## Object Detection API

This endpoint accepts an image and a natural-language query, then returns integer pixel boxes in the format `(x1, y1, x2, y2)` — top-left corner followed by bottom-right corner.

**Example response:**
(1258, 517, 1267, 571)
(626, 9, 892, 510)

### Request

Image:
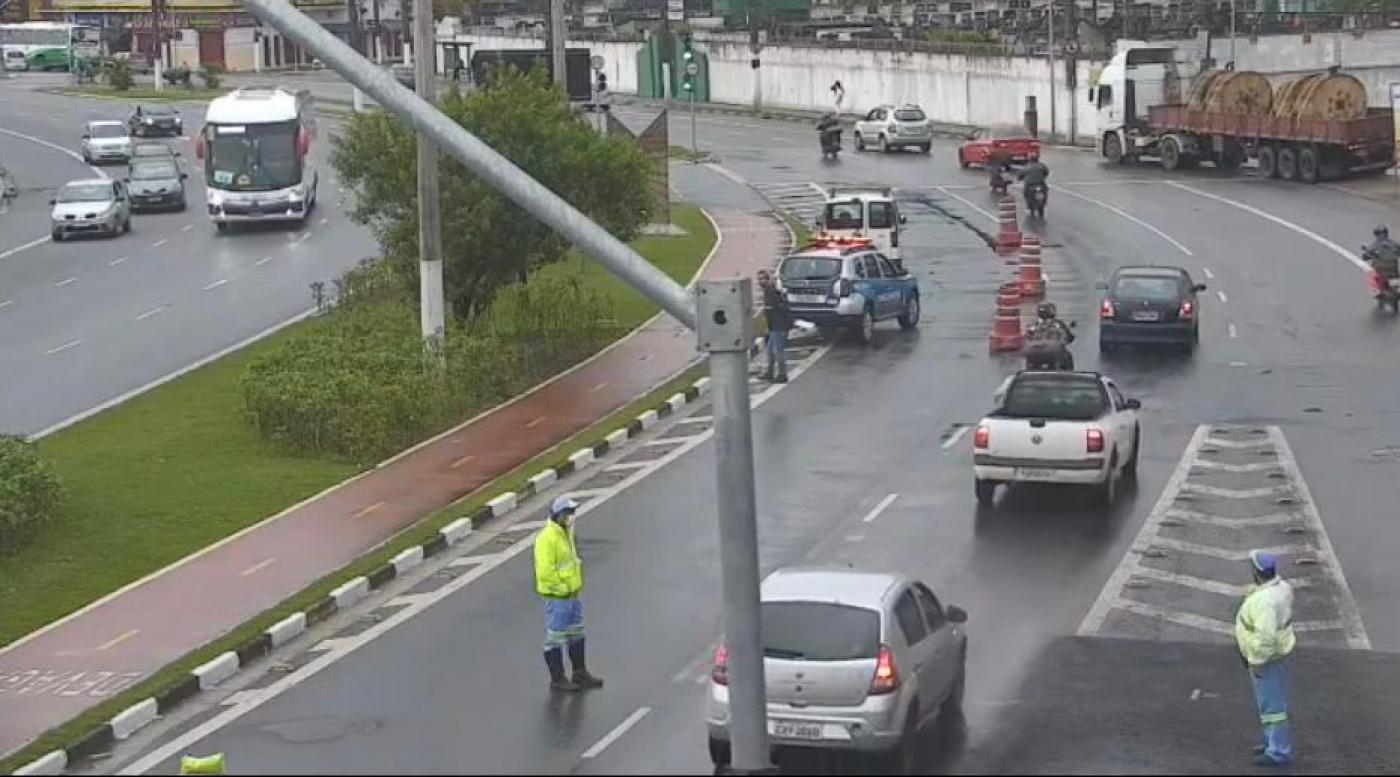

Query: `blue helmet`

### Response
(550, 496, 580, 519)
(1249, 549, 1277, 576)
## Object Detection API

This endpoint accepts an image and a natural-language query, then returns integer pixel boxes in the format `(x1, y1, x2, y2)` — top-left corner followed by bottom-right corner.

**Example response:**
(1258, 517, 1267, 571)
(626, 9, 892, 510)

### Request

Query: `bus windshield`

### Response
(205, 121, 300, 192)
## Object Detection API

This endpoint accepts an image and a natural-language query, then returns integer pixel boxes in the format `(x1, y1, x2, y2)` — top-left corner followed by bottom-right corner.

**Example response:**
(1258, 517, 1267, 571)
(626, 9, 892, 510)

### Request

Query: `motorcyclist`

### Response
(816, 113, 841, 151)
(988, 153, 1011, 192)
(1025, 301, 1075, 369)
(1026, 301, 1074, 344)
(1365, 225, 1400, 279)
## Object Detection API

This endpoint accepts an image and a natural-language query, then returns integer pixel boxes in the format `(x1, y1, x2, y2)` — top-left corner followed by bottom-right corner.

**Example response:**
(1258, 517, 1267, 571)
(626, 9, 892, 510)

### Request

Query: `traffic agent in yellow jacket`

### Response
(534, 496, 603, 692)
(1234, 550, 1295, 767)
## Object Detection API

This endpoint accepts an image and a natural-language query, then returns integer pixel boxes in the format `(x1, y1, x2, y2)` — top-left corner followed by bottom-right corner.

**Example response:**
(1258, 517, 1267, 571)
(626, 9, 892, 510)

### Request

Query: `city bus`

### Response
(0, 22, 101, 71)
(195, 87, 320, 232)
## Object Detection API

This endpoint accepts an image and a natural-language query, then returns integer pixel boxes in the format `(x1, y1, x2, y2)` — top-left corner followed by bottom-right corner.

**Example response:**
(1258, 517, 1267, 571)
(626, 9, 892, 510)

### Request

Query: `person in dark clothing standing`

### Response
(757, 270, 791, 383)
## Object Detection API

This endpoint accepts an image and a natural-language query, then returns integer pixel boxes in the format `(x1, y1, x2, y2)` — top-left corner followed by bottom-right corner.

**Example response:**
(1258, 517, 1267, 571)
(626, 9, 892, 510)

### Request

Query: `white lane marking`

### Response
(860, 493, 900, 524)
(253, 255, 273, 267)
(1166, 181, 1368, 272)
(238, 557, 277, 578)
(0, 126, 107, 178)
(110, 256, 129, 266)
(0, 299, 13, 310)
(1165, 508, 1299, 529)
(942, 424, 972, 450)
(580, 706, 652, 760)
(0, 235, 51, 262)
(1180, 482, 1288, 499)
(1150, 536, 1306, 562)
(1202, 267, 1215, 280)
(1053, 185, 1194, 256)
(1190, 458, 1275, 473)
(1203, 435, 1272, 449)
(151, 239, 168, 248)
(135, 306, 166, 321)
(1270, 428, 1370, 649)
(119, 345, 833, 775)
(1131, 567, 1257, 598)
(46, 339, 84, 355)
(1110, 600, 1233, 635)
(935, 186, 998, 223)
(319, 217, 329, 225)
(53, 277, 77, 287)
(181, 224, 193, 232)
(291, 231, 311, 245)
(202, 278, 228, 291)
(1216, 290, 1229, 303)
(1228, 323, 1238, 339)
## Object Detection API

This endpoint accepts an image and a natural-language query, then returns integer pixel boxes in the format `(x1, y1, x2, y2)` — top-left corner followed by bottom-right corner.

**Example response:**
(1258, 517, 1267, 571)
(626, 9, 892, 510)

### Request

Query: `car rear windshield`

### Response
(89, 124, 126, 139)
(781, 255, 841, 281)
(1113, 275, 1182, 301)
(761, 601, 880, 661)
(894, 108, 926, 122)
(144, 105, 176, 116)
(131, 162, 177, 180)
(823, 200, 863, 230)
(59, 183, 112, 202)
(1000, 375, 1108, 420)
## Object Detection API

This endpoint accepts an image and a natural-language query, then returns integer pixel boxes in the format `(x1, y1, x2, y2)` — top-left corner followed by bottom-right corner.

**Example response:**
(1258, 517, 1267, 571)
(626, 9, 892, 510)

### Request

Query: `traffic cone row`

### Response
(995, 196, 1021, 256)
(988, 281, 1026, 352)
(1018, 235, 1046, 300)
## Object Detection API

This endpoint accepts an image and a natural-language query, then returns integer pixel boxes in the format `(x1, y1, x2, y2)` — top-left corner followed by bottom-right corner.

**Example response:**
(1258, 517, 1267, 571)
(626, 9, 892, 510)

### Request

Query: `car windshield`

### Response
(143, 106, 176, 116)
(988, 126, 1031, 140)
(205, 121, 300, 192)
(89, 124, 126, 139)
(761, 601, 880, 661)
(894, 108, 926, 122)
(58, 183, 113, 203)
(1113, 275, 1182, 301)
(131, 162, 177, 181)
(823, 200, 863, 230)
(1000, 376, 1108, 420)
(780, 255, 841, 281)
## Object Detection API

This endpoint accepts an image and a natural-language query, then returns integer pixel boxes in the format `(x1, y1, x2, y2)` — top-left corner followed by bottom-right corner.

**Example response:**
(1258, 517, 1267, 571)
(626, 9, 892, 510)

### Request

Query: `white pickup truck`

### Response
(972, 371, 1142, 507)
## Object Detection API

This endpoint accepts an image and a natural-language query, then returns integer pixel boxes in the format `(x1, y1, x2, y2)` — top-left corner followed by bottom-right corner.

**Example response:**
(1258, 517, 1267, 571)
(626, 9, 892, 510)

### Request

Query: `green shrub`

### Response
(198, 63, 221, 90)
(0, 436, 64, 551)
(106, 60, 134, 91)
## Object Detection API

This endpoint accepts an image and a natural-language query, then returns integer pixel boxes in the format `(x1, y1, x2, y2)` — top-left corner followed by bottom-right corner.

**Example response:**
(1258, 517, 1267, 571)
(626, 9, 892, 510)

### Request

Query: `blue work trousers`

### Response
(1251, 659, 1293, 764)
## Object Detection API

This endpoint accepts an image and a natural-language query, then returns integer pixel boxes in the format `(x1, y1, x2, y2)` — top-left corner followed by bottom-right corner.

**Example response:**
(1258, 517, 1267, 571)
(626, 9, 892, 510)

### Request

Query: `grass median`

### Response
(0, 204, 714, 651)
(50, 86, 228, 102)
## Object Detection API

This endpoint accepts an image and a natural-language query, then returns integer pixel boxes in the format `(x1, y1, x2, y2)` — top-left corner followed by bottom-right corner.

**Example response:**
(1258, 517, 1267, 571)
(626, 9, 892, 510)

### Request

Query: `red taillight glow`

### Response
(1179, 299, 1195, 319)
(1100, 299, 1115, 319)
(837, 278, 854, 298)
(973, 425, 990, 449)
(711, 642, 729, 686)
(1086, 429, 1105, 453)
(869, 645, 899, 695)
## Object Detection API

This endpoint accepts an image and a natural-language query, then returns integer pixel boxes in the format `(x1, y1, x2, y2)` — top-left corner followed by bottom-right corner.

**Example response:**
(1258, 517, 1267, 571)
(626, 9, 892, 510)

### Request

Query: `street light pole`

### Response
(1229, 0, 1237, 67)
(1048, 0, 1057, 140)
(413, 0, 445, 363)
(549, 0, 566, 88)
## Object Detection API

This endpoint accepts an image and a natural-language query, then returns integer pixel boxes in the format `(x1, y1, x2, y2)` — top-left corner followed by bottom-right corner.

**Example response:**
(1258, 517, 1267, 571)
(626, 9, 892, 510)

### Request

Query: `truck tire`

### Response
(1160, 136, 1182, 171)
(1257, 145, 1278, 179)
(1277, 146, 1299, 181)
(1103, 133, 1126, 165)
(1297, 145, 1320, 184)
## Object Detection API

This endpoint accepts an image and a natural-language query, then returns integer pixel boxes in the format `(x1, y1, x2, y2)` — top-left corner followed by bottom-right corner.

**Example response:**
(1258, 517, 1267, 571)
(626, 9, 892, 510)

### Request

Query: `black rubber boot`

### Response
(545, 648, 578, 692)
(568, 640, 604, 689)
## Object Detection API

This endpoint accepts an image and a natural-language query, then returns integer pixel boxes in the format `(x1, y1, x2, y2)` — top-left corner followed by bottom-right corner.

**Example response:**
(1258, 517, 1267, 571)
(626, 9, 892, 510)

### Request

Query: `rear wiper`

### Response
(763, 648, 806, 659)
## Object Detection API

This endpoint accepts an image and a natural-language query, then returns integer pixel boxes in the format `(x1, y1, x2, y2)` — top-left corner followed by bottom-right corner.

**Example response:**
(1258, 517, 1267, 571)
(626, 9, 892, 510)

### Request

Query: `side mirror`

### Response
(946, 605, 968, 624)
(1193, 283, 1208, 292)
(1087, 86, 1096, 104)
(1125, 398, 1142, 410)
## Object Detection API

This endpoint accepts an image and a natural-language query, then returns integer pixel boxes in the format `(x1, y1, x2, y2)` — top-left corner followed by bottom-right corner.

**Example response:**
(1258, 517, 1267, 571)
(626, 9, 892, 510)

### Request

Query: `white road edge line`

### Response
(860, 493, 900, 523)
(1053, 184, 1194, 256)
(580, 707, 652, 760)
(1166, 181, 1367, 272)
(935, 186, 997, 223)
(0, 235, 51, 262)
(118, 343, 832, 775)
(941, 424, 972, 450)
(0, 126, 107, 179)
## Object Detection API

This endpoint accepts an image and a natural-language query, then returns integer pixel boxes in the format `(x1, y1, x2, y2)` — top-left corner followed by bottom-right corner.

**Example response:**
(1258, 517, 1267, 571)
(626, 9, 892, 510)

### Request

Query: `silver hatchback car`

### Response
(50, 178, 132, 241)
(707, 568, 967, 773)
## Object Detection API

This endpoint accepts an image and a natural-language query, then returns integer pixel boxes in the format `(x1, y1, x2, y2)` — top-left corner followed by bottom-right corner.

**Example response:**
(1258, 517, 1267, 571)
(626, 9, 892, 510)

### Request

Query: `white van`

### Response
(3, 48, 29, 71)
(816, 186, 907, 263)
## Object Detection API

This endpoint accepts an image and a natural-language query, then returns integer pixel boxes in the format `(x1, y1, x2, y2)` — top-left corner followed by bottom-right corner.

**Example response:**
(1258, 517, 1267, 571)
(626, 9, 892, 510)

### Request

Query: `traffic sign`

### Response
(590, 55, 605, 72)
(686, 61, 698, 76)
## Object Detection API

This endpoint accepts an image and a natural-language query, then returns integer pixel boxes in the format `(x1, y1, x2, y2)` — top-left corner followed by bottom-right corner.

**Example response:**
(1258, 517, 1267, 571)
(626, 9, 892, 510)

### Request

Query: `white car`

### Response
(854, 104, 934, 154)
(50, 178, 132, 241)
(80, 120, 133, 165)
(3, 49, 29, 71)
(972, 370, 1141, 506)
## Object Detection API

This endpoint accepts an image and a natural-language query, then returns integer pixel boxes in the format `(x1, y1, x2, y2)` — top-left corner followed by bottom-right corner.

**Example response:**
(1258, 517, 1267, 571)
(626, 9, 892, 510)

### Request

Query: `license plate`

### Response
(770, 720, 823, 740)
(1131, 310, 1161, 322)
(788, 294, 827, 304)
(1015, 467, 1060, 481)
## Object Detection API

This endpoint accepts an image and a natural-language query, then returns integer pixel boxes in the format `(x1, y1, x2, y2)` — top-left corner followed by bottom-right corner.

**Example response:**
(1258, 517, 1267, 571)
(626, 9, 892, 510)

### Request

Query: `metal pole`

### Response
(240, 0, 694, 326)
(698, 280, 771, 776)
(549, 0, 566, 88)
(1048, 0, 1057, 140)
(152, 0, 164, 92)
(373, 0, 383, 62)
(1229, 0, 1237, 67)
(691, 89, 698, 159)
(413, 0, 446, 361)
(749, 0, 761, 112)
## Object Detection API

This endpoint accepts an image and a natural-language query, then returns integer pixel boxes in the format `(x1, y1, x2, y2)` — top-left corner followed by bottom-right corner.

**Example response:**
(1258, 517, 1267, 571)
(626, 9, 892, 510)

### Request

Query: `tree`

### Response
(331, 68, 654, 320)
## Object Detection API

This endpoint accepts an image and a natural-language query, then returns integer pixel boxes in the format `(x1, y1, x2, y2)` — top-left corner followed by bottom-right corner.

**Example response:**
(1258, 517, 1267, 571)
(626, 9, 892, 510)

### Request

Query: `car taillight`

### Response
(837, 278, 853, 298)
(1086, 429, 1105, 453)
(973, 425, 990, 449)
(869, 645, 899, 695)
(1179, 299, 1195, 319)
(711, 642, 729, 686)
(1100, 299, 1115, 319)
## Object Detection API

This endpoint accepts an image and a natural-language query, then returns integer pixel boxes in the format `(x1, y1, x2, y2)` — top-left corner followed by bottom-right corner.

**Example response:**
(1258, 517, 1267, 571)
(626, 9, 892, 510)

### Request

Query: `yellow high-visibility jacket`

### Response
(534, 520, 582, 599)
(1234, 577, 1296, 667)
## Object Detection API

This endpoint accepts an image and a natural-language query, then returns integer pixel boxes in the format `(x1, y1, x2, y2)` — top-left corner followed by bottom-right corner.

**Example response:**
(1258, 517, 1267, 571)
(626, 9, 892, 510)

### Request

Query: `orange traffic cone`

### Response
(989, 281, 1026, 352)
(996, 196, 1021, 256)
(1018, 236, 1046, 299)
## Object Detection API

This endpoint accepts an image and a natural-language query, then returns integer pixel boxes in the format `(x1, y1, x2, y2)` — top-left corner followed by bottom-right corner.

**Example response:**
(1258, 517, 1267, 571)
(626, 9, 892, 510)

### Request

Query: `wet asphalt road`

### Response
(112, 101, 1400, 774)
(0, 73, 372, 436)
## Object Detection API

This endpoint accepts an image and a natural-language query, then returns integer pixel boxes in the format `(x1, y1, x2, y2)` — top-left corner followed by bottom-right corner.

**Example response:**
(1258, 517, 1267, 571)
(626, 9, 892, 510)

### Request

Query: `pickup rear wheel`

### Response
(975, 479, 997, 506)
(1095, 456, 1118, 507)
(1124, 426, 1140, 478)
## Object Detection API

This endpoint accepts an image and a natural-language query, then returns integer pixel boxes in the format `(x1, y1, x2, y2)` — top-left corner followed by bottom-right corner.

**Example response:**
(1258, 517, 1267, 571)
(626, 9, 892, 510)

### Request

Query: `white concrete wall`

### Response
(172, 30, 198, 70)
(453, 34, 642, 94)
(224, 27, 256, 73)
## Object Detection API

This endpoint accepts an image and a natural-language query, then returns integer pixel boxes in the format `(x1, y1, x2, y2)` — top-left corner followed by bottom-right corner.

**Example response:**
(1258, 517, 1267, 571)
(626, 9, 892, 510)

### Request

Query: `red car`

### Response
(957, 127, 1041, 169)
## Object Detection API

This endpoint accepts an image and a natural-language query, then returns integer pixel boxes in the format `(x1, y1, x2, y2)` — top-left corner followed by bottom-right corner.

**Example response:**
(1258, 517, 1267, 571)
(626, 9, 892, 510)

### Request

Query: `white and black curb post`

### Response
(232, 5, 772, 772)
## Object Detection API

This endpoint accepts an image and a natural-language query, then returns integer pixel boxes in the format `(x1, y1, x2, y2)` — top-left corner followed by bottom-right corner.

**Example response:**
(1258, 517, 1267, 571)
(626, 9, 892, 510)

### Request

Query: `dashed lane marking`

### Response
(1217, 290, 1229, 303)
(589, 381, 608, 393)
(253, 255, 273, 267)
(0, 299, 12, 310)
(181, 225, 193, 232)
(135, 306, 165, 321)
(353, 501, 385, 519)
(525, 416, 546, 429)
(860, 493, 900, 523)
(202, 278, 228, 291)
(46, 339, 83, 355)
(54, 277, 76, 287)
(109, 256, 128, 266)
(239, 558, 277, 577)
(151, 239, 167, 248)
(1202, 267, 1215, 280)
(449, 454, 476, 469)
(941, 425, 972, 450)
(1228, 324, 1238, 339)
(0, 235, 51, 262)
(98, 629, 140, 651)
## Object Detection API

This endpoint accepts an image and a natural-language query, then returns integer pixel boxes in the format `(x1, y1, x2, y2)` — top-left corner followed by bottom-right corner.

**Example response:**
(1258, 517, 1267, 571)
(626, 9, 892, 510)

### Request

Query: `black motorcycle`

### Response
(819, 128, 842, 160)
(1362, 246, 1400, 313)
(1025, 183, 1049, 219)
(990, 170, 1010, 196)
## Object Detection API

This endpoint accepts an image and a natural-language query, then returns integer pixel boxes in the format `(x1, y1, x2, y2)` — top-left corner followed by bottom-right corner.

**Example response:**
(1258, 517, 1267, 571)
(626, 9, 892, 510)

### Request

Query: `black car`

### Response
(126, 158, 188, 212)
(128, 104, 183, 137)
(1098, 266, 1206, 353)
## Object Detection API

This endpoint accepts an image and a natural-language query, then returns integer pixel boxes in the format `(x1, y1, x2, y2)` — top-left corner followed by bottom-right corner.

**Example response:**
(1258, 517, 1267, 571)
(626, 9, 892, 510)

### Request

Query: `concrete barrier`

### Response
(193, 651, 239, 690)
(330, 577, 370, 610)
(265, 611, 307, 648)
(439, 517, 473, 546)
(111, 698, 159, 740)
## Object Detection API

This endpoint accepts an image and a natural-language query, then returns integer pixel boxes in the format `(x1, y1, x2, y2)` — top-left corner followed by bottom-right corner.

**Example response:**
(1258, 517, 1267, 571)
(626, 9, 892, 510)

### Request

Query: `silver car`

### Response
(50, 179, 132, 241)
(854, 104, 934, 154)
(80, 120, 133, 164)
(707, 568, 967, 773)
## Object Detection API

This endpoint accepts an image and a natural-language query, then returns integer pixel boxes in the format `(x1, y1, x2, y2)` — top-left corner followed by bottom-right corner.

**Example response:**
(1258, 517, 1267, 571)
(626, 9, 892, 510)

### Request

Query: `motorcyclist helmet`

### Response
(1037, 302, 1057, 320)
(1375, 225, 1390, 240)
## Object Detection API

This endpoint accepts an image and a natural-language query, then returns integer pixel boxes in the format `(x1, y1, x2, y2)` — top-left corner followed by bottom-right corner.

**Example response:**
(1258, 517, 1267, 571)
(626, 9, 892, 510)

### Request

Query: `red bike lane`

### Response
(0, 209, 788, 757)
